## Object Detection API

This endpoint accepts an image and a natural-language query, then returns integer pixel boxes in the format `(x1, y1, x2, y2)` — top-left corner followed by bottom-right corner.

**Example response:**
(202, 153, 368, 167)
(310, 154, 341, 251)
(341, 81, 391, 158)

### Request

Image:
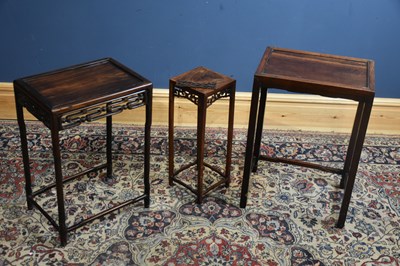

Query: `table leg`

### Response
(50, 125, 68, 246)
(225, 85, 236, 187)
(168, 82, 175, 186)
(340, 100, 364, 189)
(106, 116, 113, 180)
(252, 88, 268, 172)
(196, 95, 207, 204)
(15, 101, 33, 210)
(337, 98, 373, 228)
(240, 80, 261, 208)
(144, 89, 152, 208)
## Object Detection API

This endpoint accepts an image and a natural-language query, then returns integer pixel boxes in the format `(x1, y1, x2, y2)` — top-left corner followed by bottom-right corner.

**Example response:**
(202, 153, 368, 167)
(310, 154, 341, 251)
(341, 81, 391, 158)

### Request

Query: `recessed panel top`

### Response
(171, 66, 235, 95)
(256, 47, 374, 92)
(17, 58, 151, 112)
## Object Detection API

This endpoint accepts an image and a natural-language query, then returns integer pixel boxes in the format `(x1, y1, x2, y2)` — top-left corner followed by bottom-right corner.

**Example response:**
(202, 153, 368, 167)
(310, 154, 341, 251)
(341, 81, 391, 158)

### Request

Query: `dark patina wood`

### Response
(169, 66, 236, 204)
(240, 47, 375, 228)
(14, 58, 152, 246)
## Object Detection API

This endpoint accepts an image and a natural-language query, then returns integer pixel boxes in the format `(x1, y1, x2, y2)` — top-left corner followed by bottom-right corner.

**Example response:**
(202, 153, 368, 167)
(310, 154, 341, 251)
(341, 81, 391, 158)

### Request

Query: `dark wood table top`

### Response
(14, 58, 152, 114)
(170, 66, 234, 97)
(255, 47, 375, 99)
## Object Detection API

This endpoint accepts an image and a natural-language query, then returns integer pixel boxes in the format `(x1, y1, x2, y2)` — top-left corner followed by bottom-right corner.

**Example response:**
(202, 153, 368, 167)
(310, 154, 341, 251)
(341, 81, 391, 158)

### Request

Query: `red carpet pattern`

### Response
(0, 121, 399, 265)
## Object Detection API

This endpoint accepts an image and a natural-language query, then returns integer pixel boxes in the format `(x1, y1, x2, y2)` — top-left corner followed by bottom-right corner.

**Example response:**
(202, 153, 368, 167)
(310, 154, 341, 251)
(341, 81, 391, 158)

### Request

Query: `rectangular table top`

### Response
(14, 58, 152, 114)
(255, 47, 375, 99)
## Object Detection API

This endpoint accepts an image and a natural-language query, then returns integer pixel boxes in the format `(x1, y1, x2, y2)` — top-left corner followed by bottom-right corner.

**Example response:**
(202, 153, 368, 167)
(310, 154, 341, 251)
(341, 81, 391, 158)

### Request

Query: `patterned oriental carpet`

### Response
(0, 120, 399, 265)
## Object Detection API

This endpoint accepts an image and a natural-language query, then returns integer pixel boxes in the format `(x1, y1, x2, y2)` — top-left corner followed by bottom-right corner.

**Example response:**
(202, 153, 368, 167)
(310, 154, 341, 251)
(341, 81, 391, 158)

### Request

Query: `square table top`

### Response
(255, 47, 375, 99)
(14, 58, 152, 114)
(170, 66, 235, 97)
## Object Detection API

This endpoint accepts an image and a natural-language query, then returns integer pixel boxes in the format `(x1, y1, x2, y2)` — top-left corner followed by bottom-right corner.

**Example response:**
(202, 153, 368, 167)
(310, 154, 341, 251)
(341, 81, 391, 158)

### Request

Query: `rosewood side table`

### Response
(240, 47, 375, 228)
(169, 66, 236, 204)
(14, 58, 152, 246)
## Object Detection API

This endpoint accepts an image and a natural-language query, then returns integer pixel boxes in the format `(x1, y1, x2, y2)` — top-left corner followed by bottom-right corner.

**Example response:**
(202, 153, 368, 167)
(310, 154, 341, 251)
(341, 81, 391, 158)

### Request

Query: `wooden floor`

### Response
(1, 82, 400, 134)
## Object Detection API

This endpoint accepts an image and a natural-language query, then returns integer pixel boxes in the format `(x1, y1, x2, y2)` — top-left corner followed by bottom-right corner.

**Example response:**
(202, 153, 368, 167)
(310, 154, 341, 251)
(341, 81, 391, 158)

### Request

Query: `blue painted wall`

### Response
(1, 0, 399, 97)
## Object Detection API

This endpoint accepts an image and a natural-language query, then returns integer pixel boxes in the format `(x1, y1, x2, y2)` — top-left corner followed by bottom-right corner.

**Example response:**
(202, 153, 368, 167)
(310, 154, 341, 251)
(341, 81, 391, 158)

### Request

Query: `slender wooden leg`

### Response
(144, 88, 152, 208)
(196, 96, 207, 204)
(225, 84, 236, 187)
(337, 98, 373, 228)
(252, 88, 267, 172)
(240, 80, 261, 208)
(340, 101, 364, 188)
(51, 125, 68, 246)
(168, 82, 175, 186)
(106, 116, 113, 180)
(15, 100, 33, 210)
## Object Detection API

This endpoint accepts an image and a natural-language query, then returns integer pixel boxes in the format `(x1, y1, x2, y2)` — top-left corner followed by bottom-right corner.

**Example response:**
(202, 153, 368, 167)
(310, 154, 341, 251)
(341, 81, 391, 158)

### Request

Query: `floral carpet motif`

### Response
(0, 121, 399, 265)
(246, 213, 296, 245)
(164, 233, 260, 266)
(124, 210, 176, 240)
(91, 241, 135, 265)
(179, 196, 242, 223)
(289, 246, 325, 266)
